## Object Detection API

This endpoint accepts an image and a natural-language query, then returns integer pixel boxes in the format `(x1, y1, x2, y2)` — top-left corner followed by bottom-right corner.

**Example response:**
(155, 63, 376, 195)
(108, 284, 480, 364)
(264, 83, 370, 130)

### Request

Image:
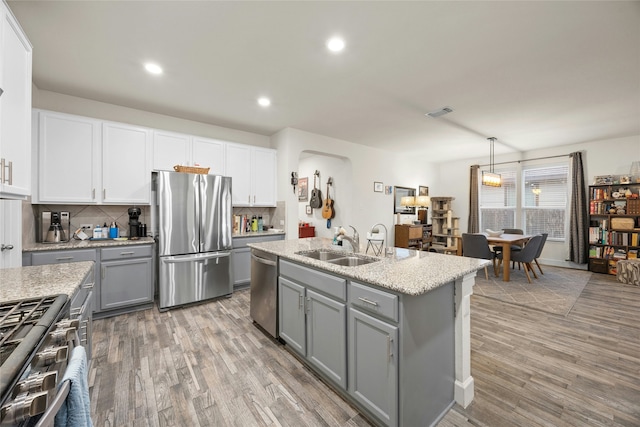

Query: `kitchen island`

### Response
(248, 237, 488, 427)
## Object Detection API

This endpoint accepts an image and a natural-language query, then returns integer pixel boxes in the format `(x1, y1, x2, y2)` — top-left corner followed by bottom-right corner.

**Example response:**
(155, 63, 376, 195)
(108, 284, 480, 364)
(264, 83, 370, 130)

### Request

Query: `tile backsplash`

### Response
(27, 204, 151, 244)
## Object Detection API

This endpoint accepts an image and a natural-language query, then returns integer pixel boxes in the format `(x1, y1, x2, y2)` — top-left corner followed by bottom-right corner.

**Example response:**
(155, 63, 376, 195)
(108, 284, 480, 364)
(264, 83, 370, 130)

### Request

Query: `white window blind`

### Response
(478, 163, 569, 241)
(522, 165, 569, 239)
(479, 169, 517, 231)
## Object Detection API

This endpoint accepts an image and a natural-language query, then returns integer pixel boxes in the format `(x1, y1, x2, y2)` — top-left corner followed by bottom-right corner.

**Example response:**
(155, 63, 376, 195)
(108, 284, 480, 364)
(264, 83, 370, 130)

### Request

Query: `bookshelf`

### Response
(588, 182, 640, 274)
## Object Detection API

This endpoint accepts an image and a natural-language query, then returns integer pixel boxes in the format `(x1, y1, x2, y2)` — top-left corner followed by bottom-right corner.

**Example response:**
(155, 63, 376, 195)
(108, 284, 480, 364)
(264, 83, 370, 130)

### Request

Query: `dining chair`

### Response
(462, 233, 498, 279)
(496, 234, 543, 283)
(532, 233, 548, 275)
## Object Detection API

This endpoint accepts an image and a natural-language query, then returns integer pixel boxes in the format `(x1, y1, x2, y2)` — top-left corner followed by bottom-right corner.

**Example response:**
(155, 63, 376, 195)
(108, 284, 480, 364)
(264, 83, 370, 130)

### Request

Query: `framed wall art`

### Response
(394, 186, 416, 214)
(419, 186, 429, 196)
(374, 181, 384, 193)
(298, 177, 308, 201)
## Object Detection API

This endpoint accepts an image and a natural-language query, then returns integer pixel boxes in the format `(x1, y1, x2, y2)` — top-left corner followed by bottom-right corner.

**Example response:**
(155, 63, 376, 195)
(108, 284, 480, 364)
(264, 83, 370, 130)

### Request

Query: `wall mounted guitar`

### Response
(309, 170, 323, 209)
(322, 177, 335, 228)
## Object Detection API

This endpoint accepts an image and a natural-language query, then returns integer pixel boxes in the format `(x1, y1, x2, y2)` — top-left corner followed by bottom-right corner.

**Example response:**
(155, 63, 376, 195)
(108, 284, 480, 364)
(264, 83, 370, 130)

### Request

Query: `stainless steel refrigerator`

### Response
(157, 171, 233, 310)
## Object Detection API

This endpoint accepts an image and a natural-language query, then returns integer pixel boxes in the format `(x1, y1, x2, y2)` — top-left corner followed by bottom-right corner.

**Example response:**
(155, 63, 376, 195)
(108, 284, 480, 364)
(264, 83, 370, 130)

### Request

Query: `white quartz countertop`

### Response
(23, 237, 155, 252)
(248, 237, 490, 296)
(232, 230, 286, 238)
(0, 261, 94, 303)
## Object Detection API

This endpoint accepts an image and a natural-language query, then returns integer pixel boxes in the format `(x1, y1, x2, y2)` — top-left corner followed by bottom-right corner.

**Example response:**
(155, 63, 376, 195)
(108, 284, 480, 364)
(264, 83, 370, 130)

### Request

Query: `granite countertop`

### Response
(23, 237, 155, 252)
(0, 261, 94, 303)
(248, 237, 490, 296)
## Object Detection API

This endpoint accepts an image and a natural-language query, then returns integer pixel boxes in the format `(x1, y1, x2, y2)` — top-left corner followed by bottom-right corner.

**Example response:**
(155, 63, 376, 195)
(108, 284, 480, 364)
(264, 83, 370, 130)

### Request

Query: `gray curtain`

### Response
(569, 151, 588, 263)
(468, 165, 480, 233)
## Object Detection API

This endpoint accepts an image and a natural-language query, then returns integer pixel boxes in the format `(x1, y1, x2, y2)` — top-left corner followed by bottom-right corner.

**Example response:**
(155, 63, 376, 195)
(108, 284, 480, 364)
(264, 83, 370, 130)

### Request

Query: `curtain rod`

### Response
(478, 153, 570, 168)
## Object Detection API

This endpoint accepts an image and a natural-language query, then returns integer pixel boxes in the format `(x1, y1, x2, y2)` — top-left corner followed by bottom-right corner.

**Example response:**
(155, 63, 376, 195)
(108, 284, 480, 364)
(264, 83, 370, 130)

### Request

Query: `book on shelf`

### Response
(628, 249, 638, 259)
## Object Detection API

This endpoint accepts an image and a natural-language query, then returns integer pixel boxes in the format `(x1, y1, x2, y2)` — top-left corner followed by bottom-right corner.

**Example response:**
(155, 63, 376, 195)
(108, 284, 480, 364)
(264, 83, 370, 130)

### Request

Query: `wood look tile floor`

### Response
(89, 272, 640, 427)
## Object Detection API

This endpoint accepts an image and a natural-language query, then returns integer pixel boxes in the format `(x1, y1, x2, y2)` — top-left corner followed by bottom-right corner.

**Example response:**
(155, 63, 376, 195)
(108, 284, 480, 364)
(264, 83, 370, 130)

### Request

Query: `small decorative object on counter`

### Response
(258, 216, 264, 231)
(93, 224, 102, 239)
(102, 222, 109, 238)
(251, 216, 258, 232)
(109, 222, 118, 238)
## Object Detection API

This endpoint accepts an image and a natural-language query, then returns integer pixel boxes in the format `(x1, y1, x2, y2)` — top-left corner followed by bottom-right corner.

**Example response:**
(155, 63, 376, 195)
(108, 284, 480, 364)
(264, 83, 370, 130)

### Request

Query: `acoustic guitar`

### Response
(309, 170, 323, 209)
(322, 178, 335, 222)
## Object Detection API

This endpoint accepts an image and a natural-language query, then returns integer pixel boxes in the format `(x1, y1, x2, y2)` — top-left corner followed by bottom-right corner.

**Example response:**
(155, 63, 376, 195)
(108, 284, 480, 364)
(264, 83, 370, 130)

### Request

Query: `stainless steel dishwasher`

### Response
(250, 248, 278, 337)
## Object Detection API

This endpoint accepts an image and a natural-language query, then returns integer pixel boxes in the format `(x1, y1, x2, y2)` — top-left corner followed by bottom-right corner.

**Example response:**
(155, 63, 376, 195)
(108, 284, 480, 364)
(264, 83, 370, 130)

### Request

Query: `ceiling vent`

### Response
(425, 107, 453, 118)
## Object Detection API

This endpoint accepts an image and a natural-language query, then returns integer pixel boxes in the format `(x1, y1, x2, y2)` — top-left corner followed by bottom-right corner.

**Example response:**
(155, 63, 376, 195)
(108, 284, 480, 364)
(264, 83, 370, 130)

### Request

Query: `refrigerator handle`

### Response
(162, 252, 231, 263)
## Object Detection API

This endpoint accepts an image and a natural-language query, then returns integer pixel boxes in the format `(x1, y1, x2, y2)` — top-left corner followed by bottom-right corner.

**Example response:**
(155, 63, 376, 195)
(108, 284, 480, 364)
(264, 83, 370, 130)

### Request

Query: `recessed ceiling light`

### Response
(326, 37, 345, 53)
(257, 97, 271, 107)
(144, 63, 163, 75)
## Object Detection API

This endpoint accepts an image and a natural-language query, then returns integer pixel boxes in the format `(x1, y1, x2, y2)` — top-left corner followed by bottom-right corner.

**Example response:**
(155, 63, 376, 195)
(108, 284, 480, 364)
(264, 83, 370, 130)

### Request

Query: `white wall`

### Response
(32, 87, 271, 147)
(272, 127, 440, 249)
(425, 134, 640, 268)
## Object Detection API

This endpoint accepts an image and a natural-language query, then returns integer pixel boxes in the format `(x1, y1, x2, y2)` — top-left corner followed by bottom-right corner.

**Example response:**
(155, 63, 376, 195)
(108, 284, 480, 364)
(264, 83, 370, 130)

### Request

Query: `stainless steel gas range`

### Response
(0, 295, 79, 426)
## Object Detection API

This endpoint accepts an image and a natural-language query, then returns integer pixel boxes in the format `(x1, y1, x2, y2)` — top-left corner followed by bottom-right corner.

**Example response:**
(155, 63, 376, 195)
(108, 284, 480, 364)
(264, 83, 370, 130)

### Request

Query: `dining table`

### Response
(485, 233, 533, 282)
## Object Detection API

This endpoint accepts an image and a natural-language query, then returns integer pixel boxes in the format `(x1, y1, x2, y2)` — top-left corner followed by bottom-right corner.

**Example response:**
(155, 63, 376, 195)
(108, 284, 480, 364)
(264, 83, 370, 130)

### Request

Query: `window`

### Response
(479, 163, 569, 240)
(522, 165, 569, 239)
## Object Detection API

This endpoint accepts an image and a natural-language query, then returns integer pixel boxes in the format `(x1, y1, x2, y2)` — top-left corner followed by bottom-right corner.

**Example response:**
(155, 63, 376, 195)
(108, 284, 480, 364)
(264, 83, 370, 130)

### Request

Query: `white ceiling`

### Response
(8, 1, 640, 162)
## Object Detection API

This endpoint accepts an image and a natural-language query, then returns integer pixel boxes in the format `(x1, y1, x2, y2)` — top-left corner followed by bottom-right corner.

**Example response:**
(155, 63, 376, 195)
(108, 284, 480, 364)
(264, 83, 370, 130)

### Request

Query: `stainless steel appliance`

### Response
(250, 248, 278, 337)
(0, 295, 80, 426)
(128, 207, 141, 240)
(156, 171, 233, 310)
(40, 211, 70, 243)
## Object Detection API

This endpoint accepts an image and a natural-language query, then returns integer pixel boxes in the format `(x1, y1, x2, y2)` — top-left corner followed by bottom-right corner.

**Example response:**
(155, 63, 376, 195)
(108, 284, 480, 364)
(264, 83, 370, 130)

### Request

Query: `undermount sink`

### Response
(327, 256, 379, 267)
(296, 249, 380, 267)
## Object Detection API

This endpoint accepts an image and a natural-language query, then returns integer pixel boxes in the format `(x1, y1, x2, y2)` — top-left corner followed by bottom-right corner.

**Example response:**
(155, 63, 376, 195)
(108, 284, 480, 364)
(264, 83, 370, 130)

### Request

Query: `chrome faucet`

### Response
(340, 225, 360, 253)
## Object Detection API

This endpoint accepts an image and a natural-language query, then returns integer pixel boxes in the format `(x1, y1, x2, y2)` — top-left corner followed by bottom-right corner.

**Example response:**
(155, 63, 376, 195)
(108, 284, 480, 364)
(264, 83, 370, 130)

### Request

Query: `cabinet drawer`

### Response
(280, 260, 346, 301)
(349, 281, 398, 322)
(408, 226, 423, 239)
(232, 234, 284, 248)
(31, 249, 96, 265)
(101, 245, 152, 261)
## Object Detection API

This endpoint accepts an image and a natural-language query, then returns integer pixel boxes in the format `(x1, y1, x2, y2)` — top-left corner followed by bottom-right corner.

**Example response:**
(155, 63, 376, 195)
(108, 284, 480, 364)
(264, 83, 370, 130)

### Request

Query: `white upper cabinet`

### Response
(37, 111, 100, 203)
(226, 143, 276, 207)
(153, 131, 225, 175)
(192, 137, 225, 175)
(35, 111, 150, 204)
(0, 3, 32, 199)
(152, 130, 190, 172)
(102, 122, 151, 204)
(252, 147, 277, 206)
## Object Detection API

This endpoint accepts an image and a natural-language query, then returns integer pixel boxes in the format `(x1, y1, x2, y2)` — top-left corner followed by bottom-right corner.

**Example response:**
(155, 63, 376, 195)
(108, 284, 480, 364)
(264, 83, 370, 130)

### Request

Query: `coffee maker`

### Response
(41, 211, 70, 243)
(128, 207, 141, 240)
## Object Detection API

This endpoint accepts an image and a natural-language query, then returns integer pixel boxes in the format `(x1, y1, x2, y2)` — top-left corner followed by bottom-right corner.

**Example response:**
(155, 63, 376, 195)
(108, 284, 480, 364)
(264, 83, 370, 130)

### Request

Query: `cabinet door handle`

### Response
(56, 256, 74, 261)
(119, 251, 135, 256)
(83, 282, 94, 289)
(306, 297, 311, 314)
(6, 160, 12, 185)
(387, 336, 393, 363)
(253, 195, 256, 204)
(299, 294, 304, 309)
(1, 244, 14, 251)
(248, 195, 251, 204)
(92, 189, 95, 199)
(0, 158, 5, 184)
(101, 266, 105, 280)
(358, 297, 379, 307)
(103, 189, 106, 199)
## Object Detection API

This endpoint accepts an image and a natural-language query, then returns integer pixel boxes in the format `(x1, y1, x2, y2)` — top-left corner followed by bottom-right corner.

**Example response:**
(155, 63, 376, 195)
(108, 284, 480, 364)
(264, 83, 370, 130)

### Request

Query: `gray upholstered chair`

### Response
(497, 234, 543, 283)
(462, 233, 498, 279)
(533, 233, 548, 275)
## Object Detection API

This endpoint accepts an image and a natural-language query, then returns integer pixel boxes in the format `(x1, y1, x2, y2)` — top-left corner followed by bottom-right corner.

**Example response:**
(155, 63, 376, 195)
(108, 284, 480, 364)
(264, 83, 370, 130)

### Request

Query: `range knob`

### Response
(55, 319, 80, 330)
(48, 327, 76, 346)
(0, 391, 48, 424)
(33, 346, 68, 367)
(13, 371, 58, 396)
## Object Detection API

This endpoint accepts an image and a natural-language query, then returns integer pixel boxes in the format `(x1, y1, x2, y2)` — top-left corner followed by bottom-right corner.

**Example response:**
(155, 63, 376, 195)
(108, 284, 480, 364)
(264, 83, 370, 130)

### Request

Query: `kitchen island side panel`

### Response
(399, 281, 455, 427)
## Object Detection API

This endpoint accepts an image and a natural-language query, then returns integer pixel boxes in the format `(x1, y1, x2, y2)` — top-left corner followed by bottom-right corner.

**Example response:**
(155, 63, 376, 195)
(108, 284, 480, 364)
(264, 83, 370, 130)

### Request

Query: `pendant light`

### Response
(482, 137, 502, 187)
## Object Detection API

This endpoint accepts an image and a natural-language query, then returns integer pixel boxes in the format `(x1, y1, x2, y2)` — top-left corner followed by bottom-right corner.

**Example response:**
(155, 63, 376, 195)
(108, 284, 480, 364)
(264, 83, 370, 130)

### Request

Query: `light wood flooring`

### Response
(89, 272, 640, 426)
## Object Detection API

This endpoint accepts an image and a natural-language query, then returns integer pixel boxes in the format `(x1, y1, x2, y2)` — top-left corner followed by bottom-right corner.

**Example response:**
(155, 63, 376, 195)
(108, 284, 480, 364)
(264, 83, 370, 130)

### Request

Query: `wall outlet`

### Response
(80, 224, 93, 230)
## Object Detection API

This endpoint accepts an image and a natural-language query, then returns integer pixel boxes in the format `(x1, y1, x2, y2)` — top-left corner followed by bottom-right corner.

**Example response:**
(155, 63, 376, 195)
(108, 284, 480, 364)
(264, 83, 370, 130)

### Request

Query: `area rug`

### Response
(473, 264, 592, 316)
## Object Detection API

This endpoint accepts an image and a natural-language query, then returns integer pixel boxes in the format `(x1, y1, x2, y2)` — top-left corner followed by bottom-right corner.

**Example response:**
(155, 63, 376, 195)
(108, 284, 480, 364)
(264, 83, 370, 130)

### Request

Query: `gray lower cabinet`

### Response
(232, 233, 285, 290)
(278, 260, 347, 389)
(348, 307, 398, 427)
(100, 246, 153, 312)
(27, 244, 154, 318)
(277, 259, 455, 427)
